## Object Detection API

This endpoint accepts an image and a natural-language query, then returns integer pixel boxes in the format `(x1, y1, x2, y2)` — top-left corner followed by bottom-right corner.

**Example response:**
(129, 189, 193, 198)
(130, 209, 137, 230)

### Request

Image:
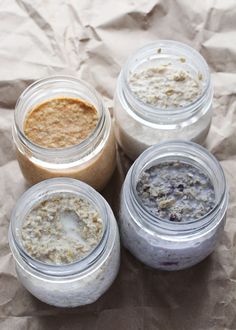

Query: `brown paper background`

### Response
(0, 0, 236, 329)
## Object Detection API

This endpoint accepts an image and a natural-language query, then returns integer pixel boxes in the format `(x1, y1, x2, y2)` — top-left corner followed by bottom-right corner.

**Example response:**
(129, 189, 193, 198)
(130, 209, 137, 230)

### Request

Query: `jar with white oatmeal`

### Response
(114, 40, 213, 160)
(9, 178, 120, 307)
(119, 141, 228, 270)
(13, 76, 116, 191)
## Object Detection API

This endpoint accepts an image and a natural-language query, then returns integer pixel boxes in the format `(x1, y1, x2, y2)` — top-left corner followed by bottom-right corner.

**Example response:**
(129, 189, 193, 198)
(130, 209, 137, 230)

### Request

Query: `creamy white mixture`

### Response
(21, 194, 103, 264)
(114, 96, 212, 160)
(129, 62, 203, 108)
(17, 230, 120, 307)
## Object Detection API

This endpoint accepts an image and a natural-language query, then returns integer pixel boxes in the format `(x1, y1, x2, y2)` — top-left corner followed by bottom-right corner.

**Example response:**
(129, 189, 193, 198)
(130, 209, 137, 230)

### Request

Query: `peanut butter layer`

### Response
(24, 97, 99, 148)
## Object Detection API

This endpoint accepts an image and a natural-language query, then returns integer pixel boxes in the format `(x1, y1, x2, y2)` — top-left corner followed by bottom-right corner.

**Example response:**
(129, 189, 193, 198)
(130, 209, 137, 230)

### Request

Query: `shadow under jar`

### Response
(114, 40, 213, 160)
(9, 178, 120, 307)
(119, 141, 228, 271)
(13, 76, 116, 191)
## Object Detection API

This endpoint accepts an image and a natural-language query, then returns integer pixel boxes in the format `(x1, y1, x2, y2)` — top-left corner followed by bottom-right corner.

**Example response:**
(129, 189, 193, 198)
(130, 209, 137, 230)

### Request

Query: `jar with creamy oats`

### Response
(114, 40, 213, 160)
(9, 178, 120, 307)
(13, 76, 116, 190)
(119, 141, 228, 270)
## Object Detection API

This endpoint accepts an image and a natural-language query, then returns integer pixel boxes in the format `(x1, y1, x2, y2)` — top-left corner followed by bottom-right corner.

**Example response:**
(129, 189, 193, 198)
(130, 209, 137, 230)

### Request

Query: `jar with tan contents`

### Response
(13, 76, 116, 191)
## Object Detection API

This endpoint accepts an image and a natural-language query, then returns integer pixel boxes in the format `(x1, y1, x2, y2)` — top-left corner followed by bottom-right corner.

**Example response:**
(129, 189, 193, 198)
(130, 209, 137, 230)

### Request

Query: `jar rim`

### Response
(126, 140, 228, 234)
(9, 178, 111, 277)
(121, 40, 212, 123)
(14, 75, 107, 161)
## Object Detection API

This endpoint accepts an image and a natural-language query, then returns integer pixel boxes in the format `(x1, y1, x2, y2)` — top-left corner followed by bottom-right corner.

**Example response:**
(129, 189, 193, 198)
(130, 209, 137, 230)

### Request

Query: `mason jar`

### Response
(9, 178, 120, 307)
(13, 76, 116, 191)
(114, 40, 213, 160)
(119, 141, 228, 270)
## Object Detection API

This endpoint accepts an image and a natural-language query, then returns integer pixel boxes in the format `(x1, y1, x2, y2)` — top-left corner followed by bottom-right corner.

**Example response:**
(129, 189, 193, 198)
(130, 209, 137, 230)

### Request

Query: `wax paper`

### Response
(0, 0, 236, 329)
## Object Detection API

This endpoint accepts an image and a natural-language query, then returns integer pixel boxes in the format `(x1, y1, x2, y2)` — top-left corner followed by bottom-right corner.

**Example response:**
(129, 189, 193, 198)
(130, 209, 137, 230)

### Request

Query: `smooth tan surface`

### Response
(1, 1, 236, 329)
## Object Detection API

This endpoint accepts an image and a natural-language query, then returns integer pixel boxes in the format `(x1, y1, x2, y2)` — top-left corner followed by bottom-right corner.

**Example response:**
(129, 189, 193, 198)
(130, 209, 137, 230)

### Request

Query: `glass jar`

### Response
(114, 40, 213, 160)
(9, 178, 120, 307)
(119, 141, 228, 270)
(13, 76, 116, 191)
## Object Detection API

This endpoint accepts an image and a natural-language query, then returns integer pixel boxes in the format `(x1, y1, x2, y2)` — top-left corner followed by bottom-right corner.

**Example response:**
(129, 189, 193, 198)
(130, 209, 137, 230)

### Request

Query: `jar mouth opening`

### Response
(122, 40, 211, 121)
(14, 75, 106, 158)
(10, 178, 110, 276)
(129, 140, 227, 232)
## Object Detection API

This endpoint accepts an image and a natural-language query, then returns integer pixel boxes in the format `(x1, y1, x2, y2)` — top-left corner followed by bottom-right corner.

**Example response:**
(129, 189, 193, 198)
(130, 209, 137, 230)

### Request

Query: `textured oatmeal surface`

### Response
(136, 161, 215, 222)
(24, 97, 99, 148)
(129, 62, 203, 108)
(21, 194, 103, 264)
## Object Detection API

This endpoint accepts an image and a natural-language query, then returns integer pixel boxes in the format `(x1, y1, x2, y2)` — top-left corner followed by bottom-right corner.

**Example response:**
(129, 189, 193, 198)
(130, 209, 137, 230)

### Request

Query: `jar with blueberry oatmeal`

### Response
(119, 141, 228, 270)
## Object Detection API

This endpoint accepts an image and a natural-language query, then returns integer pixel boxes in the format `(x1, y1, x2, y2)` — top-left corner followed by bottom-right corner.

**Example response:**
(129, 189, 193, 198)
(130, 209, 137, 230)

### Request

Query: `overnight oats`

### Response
(13, 76, 116, 191)
(119, 141, 228, 270)
(114, 40, 213, 160)
(21, 195, 103, 265)
(9, 178, 120, 307)
(24, 97, 99, 149)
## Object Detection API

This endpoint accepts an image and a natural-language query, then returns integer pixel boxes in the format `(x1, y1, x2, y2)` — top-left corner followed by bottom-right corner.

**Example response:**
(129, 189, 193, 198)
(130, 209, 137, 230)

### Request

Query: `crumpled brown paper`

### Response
(1, 0, 236, 329)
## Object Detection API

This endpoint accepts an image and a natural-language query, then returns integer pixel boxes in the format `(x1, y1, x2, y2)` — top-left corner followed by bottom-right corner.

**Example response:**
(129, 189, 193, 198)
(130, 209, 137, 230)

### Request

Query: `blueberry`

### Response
(177, 184, 184, 192)
(169, 213, 179, 222)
